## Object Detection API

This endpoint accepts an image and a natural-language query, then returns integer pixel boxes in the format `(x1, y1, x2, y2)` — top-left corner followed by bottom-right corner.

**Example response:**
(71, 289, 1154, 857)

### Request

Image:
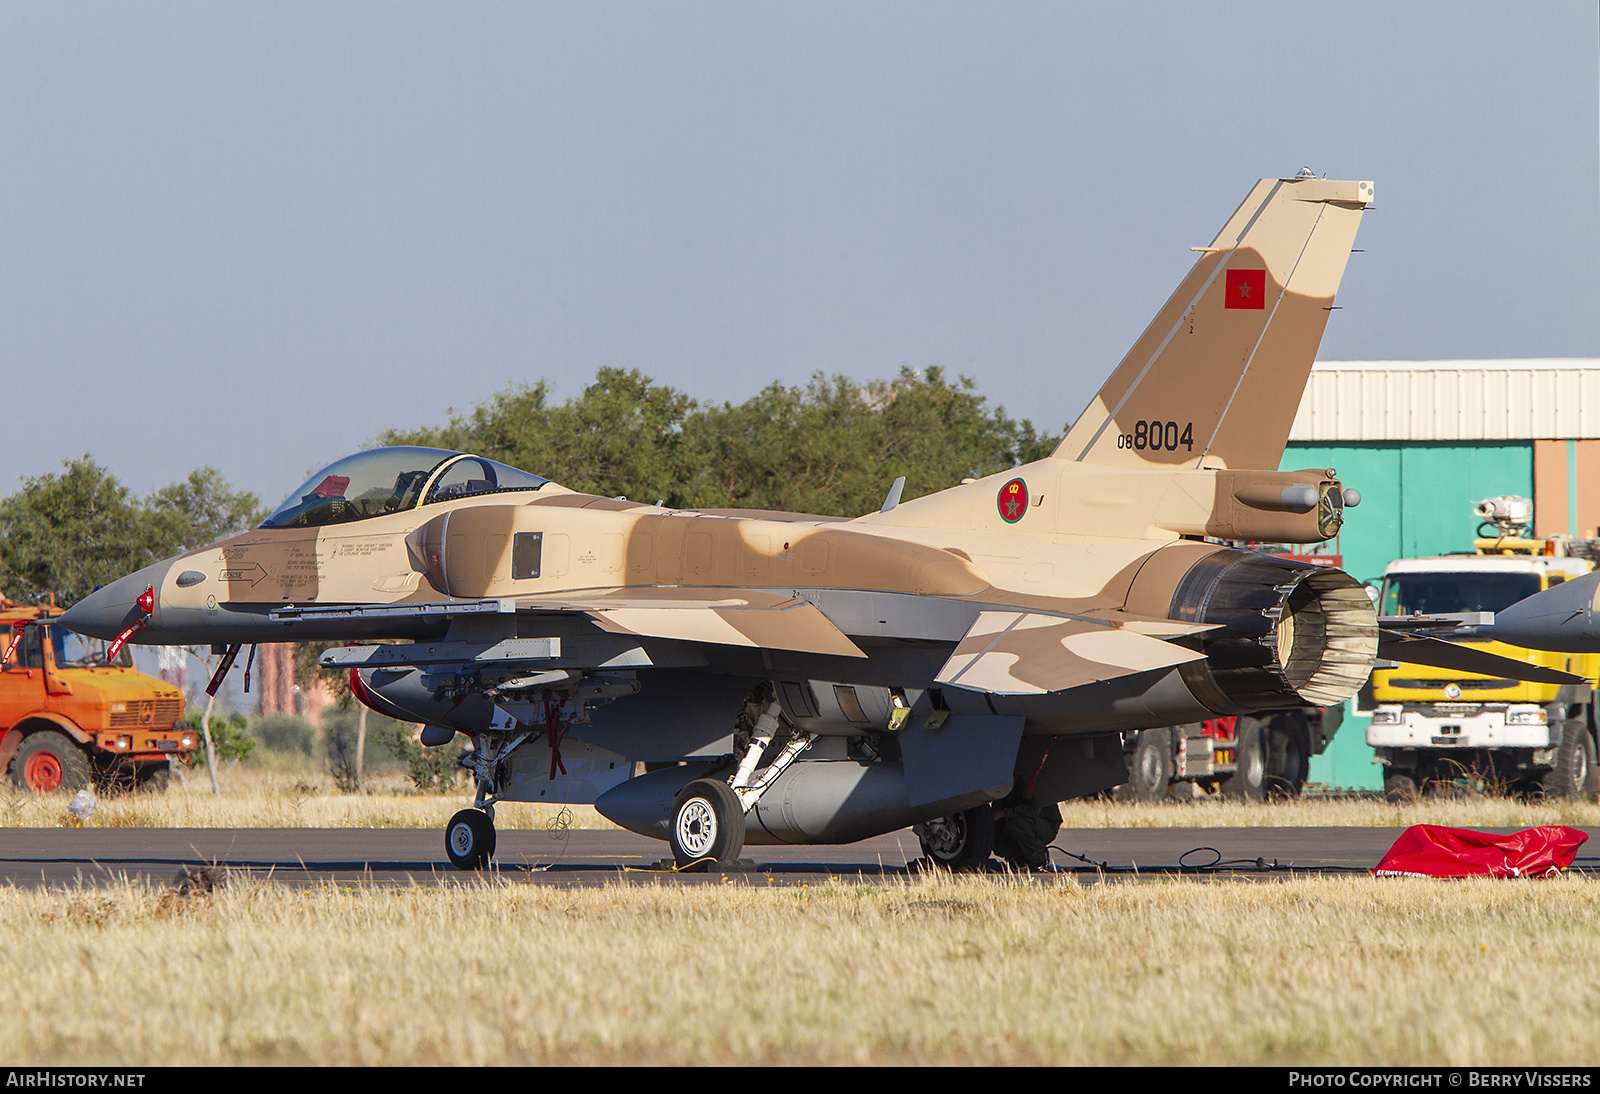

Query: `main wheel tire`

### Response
(10, 732, 91, 794)
(1544, 719, 1599, 800)
(1223, 718, 1269, 801)
(670, 779, 746, 868)
(1117, 728, 1174, 802)
(445, 808, 496, 870)
(917, 805, 997, 869)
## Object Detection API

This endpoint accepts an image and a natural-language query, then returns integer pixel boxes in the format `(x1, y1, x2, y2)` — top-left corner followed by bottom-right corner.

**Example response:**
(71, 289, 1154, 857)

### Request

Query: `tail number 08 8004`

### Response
(1117, 421, 1193, 452)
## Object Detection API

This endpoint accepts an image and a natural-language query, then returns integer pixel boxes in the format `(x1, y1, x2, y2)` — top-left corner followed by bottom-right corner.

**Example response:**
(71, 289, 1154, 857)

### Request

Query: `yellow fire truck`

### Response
(1369, 520, 1600, 799)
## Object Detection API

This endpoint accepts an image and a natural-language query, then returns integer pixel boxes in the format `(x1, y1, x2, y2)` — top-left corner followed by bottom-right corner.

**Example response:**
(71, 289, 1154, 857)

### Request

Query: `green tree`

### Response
(382, 366, 1062, 517)
(0, 457, 163, 606)
(185, 710, 257, 765)
(682, 367, 1060, 514)
(383, 367, 697, 504)
(147, 467, 266, 552)
(0, 457, 262, 606)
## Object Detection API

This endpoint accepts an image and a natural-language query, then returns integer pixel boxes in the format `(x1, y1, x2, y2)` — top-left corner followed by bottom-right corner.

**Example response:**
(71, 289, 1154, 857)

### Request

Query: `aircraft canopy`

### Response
(260, 447, 550, 529)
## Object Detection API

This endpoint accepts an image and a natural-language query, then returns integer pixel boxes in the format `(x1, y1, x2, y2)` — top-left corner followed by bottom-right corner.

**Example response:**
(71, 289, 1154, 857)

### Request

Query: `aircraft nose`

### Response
(57, 559, 177, 640)
(1484, 571, 1600, 653)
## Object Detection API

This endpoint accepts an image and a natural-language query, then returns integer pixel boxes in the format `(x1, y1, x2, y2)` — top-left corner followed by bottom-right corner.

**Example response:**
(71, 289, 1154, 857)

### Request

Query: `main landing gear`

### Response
(441, 694, 816, 872)
(913, 805, 997, 869)
(666, 697, 815, 870)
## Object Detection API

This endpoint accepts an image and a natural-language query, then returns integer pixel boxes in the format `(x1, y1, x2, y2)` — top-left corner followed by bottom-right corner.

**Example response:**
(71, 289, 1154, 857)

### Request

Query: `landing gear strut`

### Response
(668, 697, 814, 870)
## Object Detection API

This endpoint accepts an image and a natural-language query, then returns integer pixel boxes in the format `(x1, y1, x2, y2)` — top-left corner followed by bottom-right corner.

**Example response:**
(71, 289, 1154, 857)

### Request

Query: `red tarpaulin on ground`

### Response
(1372, 824, 1588, 878)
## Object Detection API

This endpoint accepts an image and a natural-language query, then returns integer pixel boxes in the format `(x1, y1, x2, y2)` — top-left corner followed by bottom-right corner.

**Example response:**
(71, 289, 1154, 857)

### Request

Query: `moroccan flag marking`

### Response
(1225, 268, 1266, 310)
(997, 477, 1028, 523)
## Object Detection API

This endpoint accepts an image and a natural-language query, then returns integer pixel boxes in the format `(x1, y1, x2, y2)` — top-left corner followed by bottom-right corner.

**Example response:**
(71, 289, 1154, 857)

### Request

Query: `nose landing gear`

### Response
(446, 807, 496, 870)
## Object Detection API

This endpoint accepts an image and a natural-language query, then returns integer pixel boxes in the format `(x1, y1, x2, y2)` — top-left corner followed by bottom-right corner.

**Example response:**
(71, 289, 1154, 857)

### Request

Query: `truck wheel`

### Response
(1383, 772, 1419, 802)
(1116, 728, 1173, 802)
(137, 763, 172, 794)
(10, 731, 91, 794)
(1223, 718, 1268, 801)
(1543, 719, 1599, 800)
(1263, 715, 1310, 798)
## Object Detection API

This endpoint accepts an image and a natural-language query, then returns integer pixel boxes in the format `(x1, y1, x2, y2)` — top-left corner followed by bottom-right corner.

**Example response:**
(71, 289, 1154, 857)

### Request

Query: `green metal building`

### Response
(1279, 358, 1600, 789)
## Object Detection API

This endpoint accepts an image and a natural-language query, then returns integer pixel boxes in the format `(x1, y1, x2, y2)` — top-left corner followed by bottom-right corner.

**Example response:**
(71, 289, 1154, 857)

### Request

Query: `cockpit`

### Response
(260, 447, 551, 529)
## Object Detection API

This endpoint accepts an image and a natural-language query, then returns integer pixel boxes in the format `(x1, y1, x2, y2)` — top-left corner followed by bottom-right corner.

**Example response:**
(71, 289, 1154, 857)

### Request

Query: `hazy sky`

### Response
(3, 2, 1596, 507)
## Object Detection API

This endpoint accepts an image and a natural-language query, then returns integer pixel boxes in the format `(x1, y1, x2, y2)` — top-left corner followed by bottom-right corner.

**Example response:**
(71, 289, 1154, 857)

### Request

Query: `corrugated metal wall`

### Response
(1291, 360, 1600, 442)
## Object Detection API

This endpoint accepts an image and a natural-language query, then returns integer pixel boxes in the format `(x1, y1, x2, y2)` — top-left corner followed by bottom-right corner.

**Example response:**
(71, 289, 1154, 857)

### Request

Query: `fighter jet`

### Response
(64, 174, 1537, 871)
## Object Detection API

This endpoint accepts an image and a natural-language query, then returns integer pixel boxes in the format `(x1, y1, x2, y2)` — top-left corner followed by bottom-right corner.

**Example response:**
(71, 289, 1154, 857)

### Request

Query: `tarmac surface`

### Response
(7, 824, 1594, 889)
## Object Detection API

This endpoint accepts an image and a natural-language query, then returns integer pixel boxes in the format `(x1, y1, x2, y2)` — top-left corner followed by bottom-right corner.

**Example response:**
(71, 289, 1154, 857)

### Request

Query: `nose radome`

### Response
(57, 559, 178, 640)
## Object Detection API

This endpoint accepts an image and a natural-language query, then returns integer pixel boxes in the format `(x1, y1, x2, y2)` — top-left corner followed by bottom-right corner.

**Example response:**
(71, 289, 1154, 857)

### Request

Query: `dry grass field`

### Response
(0, 766, 612, 831)
(4, 871, 1598, 1066)
(7, 766, 1600, 1065)
(5, 763, 1600, 832)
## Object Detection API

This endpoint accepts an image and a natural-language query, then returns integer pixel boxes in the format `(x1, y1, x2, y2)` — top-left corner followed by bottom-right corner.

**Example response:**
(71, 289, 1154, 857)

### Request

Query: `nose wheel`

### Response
(446, 808, 496, 870)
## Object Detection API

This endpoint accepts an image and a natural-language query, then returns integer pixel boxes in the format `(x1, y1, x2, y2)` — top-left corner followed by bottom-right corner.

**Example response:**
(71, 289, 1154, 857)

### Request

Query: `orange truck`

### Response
(1, 601, 195, 792)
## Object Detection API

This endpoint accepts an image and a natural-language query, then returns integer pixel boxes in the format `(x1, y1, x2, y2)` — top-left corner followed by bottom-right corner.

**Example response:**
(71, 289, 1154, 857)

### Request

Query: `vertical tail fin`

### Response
(1057, 176, 1372, 470)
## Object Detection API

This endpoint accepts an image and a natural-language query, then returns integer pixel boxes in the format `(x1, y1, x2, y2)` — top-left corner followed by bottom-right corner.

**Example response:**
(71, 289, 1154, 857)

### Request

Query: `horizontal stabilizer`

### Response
(1079, 609, 1220, 639)
(935, 611, 1204, 695)
(1377, 630, 1583, 686)
(1465, 570, 1600, 653)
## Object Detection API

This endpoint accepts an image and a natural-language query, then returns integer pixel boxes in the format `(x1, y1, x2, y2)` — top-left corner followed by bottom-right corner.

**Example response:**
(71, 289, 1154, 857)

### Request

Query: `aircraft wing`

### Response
(564, 595, 866, 658)
(934, 610, 1206, 695)
(282, 587, 868, 660)
(295, 592, 1218, 685)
